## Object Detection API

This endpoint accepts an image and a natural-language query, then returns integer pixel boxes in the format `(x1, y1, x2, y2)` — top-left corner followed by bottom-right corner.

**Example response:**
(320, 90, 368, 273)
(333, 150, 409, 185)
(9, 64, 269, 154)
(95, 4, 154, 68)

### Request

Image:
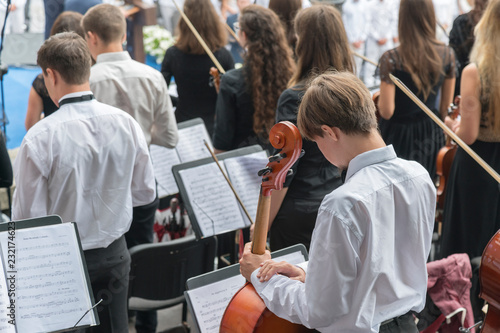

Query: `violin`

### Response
(220, 121, 313, 333)
(478, 229, 500, 332)
(435, 95, 461, 213)
(210, 67, 221, 94)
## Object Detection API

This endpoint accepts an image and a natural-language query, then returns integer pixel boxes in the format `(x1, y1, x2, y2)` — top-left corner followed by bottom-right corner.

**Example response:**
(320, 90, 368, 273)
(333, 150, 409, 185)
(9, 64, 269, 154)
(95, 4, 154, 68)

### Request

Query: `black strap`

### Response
(59, 94, 95, 107)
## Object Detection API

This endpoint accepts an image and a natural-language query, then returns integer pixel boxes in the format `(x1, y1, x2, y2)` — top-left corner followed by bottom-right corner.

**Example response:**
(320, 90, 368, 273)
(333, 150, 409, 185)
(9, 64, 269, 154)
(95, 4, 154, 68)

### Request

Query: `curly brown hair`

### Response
(239, 5, 295, 136)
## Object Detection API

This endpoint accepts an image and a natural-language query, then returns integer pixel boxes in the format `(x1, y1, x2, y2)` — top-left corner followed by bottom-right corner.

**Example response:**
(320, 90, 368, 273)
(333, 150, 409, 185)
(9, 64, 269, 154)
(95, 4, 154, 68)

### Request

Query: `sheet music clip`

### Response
(73, 299, 103, 328)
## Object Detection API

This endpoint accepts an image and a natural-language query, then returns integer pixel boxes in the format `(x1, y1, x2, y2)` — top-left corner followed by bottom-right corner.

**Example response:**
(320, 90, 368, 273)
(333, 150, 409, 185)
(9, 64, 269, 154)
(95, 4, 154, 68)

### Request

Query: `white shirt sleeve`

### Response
(12, 141, 49, 220)
(151, 77, 179, 149)
(251, 208, 360, 329)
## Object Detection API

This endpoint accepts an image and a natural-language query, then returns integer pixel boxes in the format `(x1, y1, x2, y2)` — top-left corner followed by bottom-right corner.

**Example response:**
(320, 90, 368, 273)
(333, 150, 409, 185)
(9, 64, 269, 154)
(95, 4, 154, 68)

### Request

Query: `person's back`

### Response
(312, 149, 434, 329)
(16, 98, 152, 248)
(83, 4, 178, 149)
(12, 32, 155, 333)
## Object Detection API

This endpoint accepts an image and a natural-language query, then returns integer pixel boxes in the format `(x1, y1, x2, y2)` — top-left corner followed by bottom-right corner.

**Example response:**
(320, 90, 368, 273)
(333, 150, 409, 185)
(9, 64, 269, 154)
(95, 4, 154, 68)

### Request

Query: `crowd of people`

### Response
(3, 0, 500, 332)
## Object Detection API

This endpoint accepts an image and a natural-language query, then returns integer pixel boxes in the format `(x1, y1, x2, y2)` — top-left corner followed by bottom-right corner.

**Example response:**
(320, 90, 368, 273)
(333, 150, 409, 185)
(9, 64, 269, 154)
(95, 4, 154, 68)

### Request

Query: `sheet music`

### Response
(150, 144, 181, 197)
(176, 124, 213, 163)
(179, 162, 246, 237)
(223, 151, 268, 226)
(186, 251, 307, 333)
(0, 254, 16, 333)
(0, 223, 96, 332)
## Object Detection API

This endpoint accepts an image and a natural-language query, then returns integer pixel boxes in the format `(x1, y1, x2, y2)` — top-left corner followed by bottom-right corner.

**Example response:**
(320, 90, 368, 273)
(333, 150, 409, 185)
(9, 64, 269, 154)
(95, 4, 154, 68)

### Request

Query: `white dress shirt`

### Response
(251, 145, 435, 332)
(12, 92, 157, 250)
(90, 51, 178, 148)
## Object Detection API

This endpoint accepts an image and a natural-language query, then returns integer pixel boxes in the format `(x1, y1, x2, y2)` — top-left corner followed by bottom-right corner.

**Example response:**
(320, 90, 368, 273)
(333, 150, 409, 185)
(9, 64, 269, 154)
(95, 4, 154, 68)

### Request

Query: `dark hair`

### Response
(175, 0, 227, 54)
(37, 32, 92, 85)
(239, 5, 295, 136)
(297, 71, 377, 139)
(50, 11, 84, 38)
(398, 0, 443, 100)
(82, 4, 126, 44)
(290, 5, 354, 87)
(268, 0, 301, 50)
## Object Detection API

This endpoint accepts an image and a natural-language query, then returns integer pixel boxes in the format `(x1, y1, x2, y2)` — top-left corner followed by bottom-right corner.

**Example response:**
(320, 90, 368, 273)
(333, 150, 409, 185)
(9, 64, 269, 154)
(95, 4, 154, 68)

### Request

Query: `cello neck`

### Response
(251, 192, 271, 255)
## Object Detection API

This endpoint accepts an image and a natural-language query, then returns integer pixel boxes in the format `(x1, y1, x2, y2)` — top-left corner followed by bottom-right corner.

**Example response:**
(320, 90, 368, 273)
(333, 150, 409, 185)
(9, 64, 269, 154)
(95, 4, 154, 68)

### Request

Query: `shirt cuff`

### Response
(250, 267, 274, 294)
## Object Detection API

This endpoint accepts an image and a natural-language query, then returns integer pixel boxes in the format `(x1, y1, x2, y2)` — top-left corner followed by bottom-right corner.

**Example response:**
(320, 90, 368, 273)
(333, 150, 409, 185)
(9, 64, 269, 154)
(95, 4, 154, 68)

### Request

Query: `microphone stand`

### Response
(0, 0, 11, 136)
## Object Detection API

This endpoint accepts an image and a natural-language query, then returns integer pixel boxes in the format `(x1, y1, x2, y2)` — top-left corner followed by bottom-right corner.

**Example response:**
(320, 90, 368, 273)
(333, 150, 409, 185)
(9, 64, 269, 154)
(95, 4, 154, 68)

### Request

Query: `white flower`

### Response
(143, 25, 174, 64)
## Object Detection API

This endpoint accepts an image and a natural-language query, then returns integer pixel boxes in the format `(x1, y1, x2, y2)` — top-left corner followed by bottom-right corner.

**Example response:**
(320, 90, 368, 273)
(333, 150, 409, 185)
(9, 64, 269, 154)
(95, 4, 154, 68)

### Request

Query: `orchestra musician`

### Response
(11, 32, 157, 333)
(161, 0, 234, 137)
(25, 11, 85, 131)
(448, 0, 489, 96)
(440, 0, 500, 260)
(212, 4, 295, 153)
(83, 5, 178, 332)
(266, 5, 350, 251)
(240, 71, 435, 333)
(376, 0, 456, 178)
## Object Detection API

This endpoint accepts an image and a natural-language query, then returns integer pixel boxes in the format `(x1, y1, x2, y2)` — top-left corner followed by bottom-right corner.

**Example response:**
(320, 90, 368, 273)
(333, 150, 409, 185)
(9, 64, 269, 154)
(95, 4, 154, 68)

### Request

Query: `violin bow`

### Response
(171, 0, 226, 74)
(390, 73, 500, 184)
(352, 50, 378, 67)
(203, 140, 254, 225)
(224, 22, 241, 45)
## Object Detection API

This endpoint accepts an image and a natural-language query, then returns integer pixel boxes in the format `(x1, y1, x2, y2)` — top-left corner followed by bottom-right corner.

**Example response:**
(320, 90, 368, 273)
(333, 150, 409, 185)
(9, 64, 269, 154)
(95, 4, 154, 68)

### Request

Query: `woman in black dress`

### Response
(377, 0, 456, 177)
(212, 5, 295, 153)
(440, 0, 500, 260)
(268, 5, 351, 251)
(161, 0, 234, 136)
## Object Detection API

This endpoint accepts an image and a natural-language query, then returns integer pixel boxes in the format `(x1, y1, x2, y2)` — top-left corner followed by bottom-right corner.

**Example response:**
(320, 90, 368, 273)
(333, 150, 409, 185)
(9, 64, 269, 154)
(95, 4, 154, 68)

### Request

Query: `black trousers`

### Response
(379, 312, 418, 333)
(82, 236, 131, 333)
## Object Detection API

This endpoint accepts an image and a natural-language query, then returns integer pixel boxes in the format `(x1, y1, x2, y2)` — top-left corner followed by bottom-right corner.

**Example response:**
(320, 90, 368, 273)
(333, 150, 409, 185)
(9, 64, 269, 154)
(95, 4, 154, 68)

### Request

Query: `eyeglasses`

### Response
(234, 22, 240, 35)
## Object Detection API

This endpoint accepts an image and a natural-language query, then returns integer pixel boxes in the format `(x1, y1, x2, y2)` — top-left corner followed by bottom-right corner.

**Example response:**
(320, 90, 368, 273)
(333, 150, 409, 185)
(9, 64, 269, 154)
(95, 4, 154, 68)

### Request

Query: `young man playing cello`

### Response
(239, 71, 435, 332)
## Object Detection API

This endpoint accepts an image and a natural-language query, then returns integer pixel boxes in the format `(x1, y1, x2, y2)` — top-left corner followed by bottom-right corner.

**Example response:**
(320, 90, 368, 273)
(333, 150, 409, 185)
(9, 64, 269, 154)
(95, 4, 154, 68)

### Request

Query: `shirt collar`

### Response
(58, 91, 94, 104)
(95, 51, 131, 64)
(344, 145, 397, 182)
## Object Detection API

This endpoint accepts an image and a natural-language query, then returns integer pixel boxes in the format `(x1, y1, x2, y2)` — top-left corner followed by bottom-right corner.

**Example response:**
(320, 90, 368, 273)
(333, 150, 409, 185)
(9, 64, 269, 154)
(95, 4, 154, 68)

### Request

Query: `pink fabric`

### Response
(426, 253, 475, 333)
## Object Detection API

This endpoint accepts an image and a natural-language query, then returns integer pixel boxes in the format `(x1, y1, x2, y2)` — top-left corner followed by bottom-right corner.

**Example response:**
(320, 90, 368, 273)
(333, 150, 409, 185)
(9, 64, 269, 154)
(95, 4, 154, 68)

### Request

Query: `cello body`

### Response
(479, 230, 500, 332)
(219, 121, 313, 333)
(220, 283, 315, 333)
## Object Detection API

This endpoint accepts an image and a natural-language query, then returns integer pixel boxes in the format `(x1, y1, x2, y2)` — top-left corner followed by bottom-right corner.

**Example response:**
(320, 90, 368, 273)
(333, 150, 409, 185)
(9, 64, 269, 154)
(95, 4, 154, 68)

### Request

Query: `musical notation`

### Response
(0, 223, 97, 332)
(186, 251, 307, 333)
(180, 162, 246, 236)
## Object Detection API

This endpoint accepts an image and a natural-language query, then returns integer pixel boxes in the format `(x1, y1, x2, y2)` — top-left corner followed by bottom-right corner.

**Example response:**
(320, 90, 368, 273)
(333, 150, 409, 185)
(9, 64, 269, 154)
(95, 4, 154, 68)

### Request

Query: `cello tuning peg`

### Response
(287, 169, 293, 177)
(299, 149, 305, 158)
(269, 153, 287, 162)
(258, 166, 272, 177)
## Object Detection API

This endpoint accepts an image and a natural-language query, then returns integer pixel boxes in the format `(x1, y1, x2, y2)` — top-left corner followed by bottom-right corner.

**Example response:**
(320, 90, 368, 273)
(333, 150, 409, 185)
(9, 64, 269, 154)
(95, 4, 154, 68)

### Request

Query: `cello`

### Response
(219, 121, 313, 333)
(477, 229, 500, 332)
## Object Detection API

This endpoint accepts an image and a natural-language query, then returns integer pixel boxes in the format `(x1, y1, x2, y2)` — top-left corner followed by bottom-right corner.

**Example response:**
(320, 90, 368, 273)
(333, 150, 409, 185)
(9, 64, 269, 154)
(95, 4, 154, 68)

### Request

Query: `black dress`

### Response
(269, 86, 342, 251)
(212, 67, 272, 152)
(440, 87, 500, 260)
(32, 74, 58, 117)
(449, 13, 475, 96)
(161, 46, 235, 136)
(378, 46, 456, 177)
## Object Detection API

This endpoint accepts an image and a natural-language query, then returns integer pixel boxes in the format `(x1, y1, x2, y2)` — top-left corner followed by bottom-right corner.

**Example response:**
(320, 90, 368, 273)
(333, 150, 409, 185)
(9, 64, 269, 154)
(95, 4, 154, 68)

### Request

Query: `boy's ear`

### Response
(86, 31, 98, 45)
(320, 125, 339, 141)
(45, 68, 57, 86)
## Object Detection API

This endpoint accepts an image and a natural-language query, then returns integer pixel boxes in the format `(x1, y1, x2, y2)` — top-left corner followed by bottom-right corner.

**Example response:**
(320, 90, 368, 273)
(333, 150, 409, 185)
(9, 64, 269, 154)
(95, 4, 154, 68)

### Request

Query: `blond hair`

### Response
(470, 0, 500, 131)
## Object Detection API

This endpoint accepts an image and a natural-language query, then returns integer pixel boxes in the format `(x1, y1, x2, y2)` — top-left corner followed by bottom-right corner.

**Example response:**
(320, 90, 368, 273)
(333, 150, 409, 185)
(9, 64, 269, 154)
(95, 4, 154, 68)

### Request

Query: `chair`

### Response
(128, 234, 217, 331)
